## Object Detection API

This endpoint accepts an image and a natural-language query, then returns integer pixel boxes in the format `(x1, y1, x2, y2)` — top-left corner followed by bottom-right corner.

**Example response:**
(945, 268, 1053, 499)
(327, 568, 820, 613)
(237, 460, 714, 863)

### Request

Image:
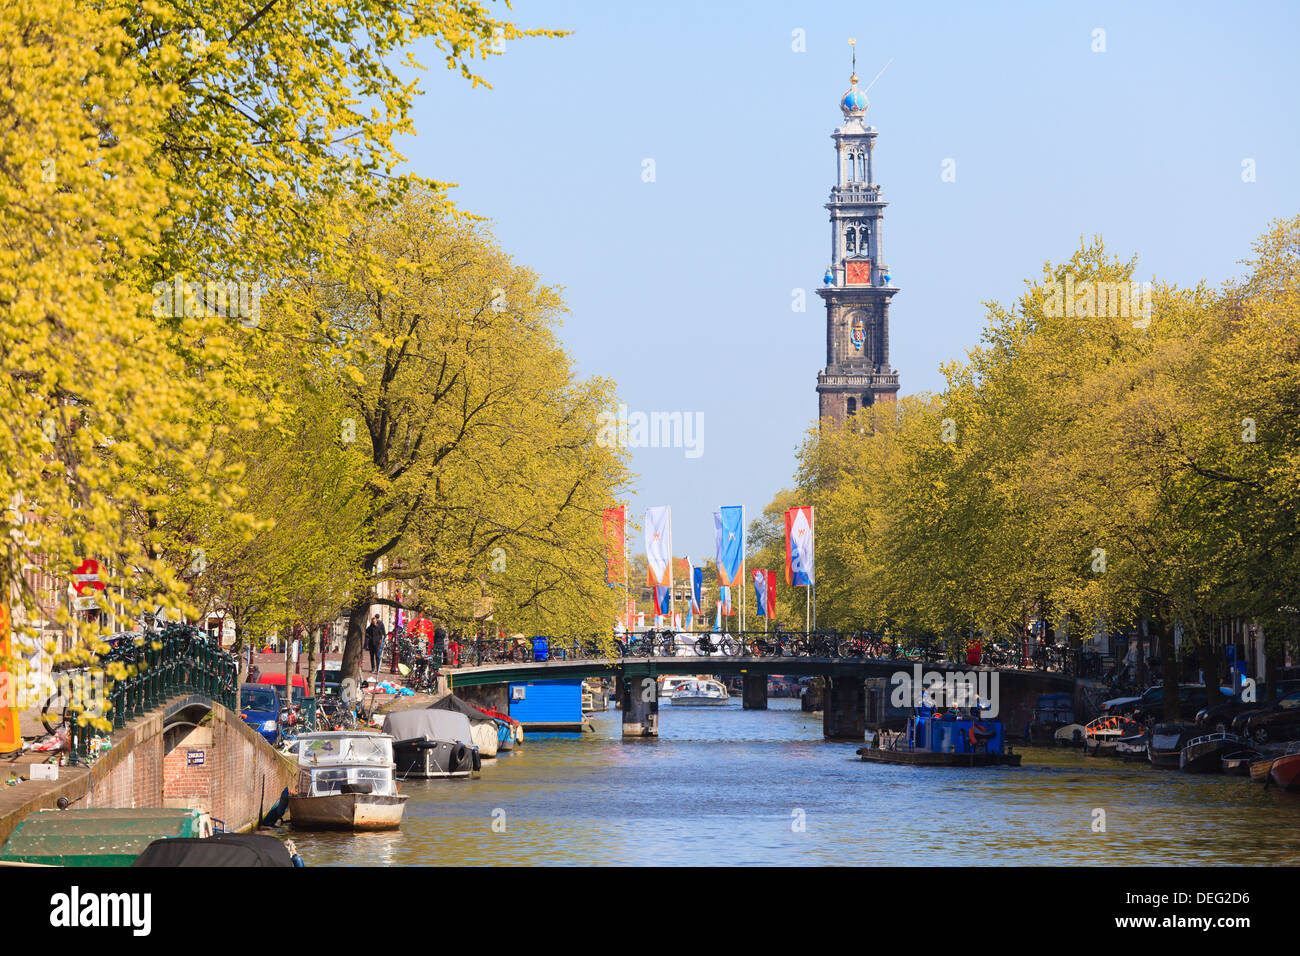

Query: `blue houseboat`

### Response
(858, 706, 1021, 767)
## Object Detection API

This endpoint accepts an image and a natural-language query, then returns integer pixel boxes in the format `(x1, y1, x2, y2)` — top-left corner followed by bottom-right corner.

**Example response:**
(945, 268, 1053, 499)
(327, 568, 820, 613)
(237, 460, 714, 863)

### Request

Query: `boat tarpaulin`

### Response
(132, 833, 294, 867)
(428, 694, 498, 726)
(384, 707, 474, 746)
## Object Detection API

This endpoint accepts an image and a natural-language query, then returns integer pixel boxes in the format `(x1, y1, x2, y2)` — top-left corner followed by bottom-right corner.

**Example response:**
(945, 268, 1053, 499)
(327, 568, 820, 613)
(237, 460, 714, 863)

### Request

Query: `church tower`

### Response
(816, 53, 900, 424)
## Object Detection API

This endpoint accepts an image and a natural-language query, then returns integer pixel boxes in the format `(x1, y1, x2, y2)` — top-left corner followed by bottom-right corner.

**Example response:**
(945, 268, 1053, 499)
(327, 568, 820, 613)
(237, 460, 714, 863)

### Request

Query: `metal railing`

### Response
(437, 630, 1079, 675)
(48, 624, 238, 765)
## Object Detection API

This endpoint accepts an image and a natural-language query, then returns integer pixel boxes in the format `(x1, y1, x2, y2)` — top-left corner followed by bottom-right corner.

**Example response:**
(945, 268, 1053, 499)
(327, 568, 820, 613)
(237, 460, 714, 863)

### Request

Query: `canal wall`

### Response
(0, 696, 296, 846)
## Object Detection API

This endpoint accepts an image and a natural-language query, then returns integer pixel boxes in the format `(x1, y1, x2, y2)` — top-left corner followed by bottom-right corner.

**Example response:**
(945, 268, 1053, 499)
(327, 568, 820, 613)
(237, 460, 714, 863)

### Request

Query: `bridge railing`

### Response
(50, 624, 238, 766)
(441, 630, 1077, 676)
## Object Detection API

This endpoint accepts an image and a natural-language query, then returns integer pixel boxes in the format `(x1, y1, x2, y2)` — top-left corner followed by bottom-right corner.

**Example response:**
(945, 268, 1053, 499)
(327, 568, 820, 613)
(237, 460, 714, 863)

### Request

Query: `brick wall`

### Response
(0, 696, 296, 843)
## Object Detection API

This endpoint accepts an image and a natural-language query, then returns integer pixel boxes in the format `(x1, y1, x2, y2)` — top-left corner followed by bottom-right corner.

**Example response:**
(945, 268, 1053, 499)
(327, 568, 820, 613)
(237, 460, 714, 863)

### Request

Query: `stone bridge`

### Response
(0, 694, 297, 847)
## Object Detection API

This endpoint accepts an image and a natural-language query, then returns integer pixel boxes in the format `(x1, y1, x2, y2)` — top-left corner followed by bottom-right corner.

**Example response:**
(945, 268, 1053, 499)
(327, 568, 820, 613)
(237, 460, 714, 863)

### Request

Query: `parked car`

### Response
(1196, 679, 1300, 733)
(1107, 684, 1225, 724)
(239, 683, 281, 743)
(315, 662, 344, 698)
(1232, 689, 1300, 744)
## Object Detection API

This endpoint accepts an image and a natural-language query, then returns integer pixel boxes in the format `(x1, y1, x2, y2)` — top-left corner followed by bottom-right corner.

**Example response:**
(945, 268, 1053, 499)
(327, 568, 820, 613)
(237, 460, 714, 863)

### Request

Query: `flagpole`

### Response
(810, 506, 816, 631)
(740, 506, 746, 634)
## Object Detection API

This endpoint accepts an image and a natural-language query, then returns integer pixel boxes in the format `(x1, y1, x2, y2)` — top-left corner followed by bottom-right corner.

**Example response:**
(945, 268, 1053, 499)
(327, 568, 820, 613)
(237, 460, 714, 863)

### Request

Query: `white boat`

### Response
(667, 678, 730, 706)
(289, 731, 407, 831)
(657, 676, 696, 699)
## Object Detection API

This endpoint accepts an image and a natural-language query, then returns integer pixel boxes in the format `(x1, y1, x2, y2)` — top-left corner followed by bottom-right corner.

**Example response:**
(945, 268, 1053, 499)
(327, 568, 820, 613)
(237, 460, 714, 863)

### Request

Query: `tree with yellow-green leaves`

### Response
(2, 0, 569, 715)
(0, 1, 202, 668)
(781, 222, 1300, 714)
(278, 185, 630, 681)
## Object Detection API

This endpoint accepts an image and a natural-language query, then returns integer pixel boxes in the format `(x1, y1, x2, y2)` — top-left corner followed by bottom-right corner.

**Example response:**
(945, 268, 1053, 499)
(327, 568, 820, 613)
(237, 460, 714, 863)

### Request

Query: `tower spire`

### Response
(849, 37, 857, 81)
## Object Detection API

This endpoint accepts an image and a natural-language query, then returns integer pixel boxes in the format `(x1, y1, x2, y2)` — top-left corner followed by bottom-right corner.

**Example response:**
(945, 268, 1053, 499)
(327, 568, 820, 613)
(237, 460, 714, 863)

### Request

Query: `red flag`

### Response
(602, 506, 626, 586)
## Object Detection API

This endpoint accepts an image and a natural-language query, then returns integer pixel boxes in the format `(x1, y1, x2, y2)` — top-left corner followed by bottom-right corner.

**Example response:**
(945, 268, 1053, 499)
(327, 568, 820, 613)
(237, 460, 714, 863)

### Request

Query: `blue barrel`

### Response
(532, 637, 549, 662)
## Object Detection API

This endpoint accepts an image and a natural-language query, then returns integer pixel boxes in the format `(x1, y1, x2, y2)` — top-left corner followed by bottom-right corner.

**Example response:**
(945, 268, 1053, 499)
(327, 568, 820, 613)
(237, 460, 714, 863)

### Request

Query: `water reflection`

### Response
(288, 700, 1300, 866)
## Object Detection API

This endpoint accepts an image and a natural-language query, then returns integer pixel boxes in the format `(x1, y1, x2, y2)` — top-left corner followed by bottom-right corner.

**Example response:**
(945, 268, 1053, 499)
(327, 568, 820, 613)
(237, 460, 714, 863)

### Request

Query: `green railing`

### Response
(60, 624, 238, 765)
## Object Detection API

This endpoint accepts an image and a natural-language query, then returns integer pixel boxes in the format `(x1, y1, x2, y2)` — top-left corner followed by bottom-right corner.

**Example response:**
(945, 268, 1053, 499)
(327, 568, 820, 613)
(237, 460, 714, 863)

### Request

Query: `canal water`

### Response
(292, 700, 1300, 866)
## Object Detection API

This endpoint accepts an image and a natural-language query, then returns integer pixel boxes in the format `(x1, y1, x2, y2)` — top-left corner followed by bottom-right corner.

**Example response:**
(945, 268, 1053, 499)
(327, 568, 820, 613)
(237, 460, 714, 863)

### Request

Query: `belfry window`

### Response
(844, 152, 856, 182)
(859, 225, 871, 255)
(847, 397, 857, 416)
(844, 226, 856, 255)
(858, 154, 867, 181)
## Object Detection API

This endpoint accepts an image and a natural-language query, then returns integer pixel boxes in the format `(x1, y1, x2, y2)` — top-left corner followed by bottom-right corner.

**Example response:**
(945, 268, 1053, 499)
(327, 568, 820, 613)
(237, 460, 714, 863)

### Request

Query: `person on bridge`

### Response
(365, 615, 385, 672)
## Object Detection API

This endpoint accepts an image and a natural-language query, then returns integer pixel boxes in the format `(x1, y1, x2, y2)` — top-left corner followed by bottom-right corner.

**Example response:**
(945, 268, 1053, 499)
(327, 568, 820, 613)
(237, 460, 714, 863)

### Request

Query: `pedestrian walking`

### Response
(365, 614, 385, 672)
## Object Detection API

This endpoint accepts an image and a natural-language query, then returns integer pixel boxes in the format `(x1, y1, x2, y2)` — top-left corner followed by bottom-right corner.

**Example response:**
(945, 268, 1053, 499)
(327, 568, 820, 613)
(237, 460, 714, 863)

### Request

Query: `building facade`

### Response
(816, 69, 900, 424)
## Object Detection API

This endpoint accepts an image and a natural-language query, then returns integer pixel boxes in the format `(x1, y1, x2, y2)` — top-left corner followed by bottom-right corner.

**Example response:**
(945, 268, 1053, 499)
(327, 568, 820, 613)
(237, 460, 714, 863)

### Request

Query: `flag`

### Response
(602, 506, 626, 586)
(713, 511, 723, 573)
(684, 601, 693, 630)
(655, 586, 670, 615)
(717, 505, 744, 586)
(690, 566, 703, 615)
(720, 585, 732, 615)
(753, 569, 775, 617)
(645, 506, 672, 587)
(713, 600, 721, 632)
(785, 506, 815, 586)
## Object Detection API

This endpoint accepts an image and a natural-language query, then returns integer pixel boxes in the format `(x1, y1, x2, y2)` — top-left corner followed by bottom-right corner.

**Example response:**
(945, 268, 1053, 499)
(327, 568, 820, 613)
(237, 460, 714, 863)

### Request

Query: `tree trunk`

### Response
(1157, 608, 1179, 722)
(1198, 618, 1220, 696)
(1135, 616, 1148, 688)
(340, 593, 371, 685)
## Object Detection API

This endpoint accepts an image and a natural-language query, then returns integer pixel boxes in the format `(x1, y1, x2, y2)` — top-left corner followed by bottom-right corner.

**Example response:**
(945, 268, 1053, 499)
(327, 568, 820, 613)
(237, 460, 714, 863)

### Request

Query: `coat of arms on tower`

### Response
(850, 315, 865, 350)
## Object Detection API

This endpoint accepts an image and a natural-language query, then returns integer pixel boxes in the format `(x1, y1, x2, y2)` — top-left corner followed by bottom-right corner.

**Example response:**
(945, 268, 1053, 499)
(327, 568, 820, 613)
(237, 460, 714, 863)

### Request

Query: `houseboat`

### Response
(857, 706, 1021, 767)
(289, 731, 407, 830)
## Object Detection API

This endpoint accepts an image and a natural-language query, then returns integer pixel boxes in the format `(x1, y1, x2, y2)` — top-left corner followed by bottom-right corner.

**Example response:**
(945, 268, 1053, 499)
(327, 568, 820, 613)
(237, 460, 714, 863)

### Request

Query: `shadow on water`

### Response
(288, 699, 1300, 866)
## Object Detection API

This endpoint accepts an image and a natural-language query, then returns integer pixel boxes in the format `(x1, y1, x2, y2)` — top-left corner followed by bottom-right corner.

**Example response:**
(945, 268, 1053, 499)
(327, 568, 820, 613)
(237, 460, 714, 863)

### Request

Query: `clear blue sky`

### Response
(397, 0, 1300, 561)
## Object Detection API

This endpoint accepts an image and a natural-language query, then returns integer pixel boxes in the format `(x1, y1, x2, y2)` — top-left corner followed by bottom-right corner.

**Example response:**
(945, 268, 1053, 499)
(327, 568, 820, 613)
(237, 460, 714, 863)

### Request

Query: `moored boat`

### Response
(1027, 693, 1075, 744)
(1268, 743, 1300, 791)
(384, 708, 481, 778)
(1148, 722, 1194, 768)
(1249, 756, 1275, 784)
(430, 695, 501, 758)
(1115, 732, 1149, 761)
(289, 732, 407, 831)
(1179, 731, 1249, 774)
(1221, 749, 1264, 776)
(1054, 723, 1086, 747)
(858, 706, 1021, 767)
(1085, 715, 1140, 756)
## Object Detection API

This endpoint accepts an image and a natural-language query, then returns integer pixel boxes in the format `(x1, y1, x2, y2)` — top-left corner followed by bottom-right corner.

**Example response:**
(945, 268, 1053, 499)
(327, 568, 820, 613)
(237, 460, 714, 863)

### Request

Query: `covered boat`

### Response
(289, 732, 407, 830)
(133, 833, 299, 867)
(429, 695, 501, 757)
(384, 708, 481, 778)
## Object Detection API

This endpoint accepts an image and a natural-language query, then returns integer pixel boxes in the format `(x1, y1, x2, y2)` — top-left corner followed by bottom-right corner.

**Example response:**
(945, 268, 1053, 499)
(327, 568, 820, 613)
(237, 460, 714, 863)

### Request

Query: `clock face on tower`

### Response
(845, 259, 872, 285)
